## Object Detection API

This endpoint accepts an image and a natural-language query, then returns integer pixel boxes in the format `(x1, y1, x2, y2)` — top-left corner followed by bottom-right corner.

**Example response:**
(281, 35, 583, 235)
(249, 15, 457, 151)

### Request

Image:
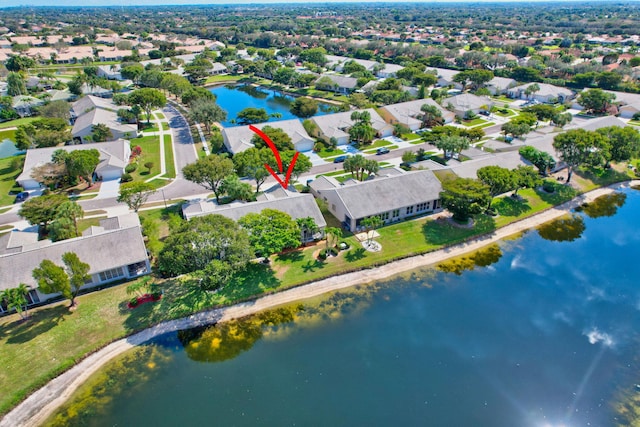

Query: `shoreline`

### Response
(2, 179, 639, 427)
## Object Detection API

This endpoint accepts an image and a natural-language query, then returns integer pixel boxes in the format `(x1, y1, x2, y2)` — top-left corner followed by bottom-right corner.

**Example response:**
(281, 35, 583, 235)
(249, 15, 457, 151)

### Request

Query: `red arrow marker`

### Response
(249, 125, 299, 190)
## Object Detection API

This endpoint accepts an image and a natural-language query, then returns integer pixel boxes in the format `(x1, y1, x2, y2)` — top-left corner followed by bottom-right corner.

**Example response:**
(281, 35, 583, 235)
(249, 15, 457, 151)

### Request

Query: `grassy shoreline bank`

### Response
(0, 171, 638, 421)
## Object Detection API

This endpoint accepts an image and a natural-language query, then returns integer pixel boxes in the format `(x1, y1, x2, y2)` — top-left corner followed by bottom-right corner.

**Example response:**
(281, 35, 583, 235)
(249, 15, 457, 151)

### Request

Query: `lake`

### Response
(0, 139, 21, 159)
(210, 84, 333, 127)
(47, 188, 640, 427)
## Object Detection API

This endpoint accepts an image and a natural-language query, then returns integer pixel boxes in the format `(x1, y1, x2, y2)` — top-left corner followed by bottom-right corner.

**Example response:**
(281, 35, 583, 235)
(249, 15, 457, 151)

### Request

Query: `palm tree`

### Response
(324, 227, 342, 252)
(524, 83, 540, 100)
(57, 201, 84, 237)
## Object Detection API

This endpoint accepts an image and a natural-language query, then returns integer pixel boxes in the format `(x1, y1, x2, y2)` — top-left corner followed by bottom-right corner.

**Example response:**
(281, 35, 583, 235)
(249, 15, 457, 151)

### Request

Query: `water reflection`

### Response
(575, 192, 627, 218)
(235, 84, 269, 99)
(437, 244, 502, 275)
(537, 214, 586, 242)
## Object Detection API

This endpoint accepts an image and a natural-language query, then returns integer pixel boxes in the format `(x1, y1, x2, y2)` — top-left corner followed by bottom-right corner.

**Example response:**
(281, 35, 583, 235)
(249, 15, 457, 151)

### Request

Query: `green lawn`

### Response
(161, 122, 170, 131)
(205, 75, 245, 84)
(0, 129, 16, 141)
(0, 117, 38, 130)
(163, 135, 176, 179)
(129, 135, 161, 182)
(0, 155, 25, 206)
(494, 109, 516, 118)
(140, 123, 159, 133)
(400, 133, 421, 141)
(316, 147, 345, 159)
(474, 121, 496, 129)
(368, 139, 394, 149)
(461, 118, 488, 127)
(155, 112, 166, 120)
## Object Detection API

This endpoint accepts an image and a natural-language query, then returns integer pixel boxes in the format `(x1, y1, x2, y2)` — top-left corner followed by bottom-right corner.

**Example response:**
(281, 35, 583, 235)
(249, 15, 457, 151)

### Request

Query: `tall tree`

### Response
(477, 166, 517, 208)
(512, 165, 542, 195)
(19, 193, 68, 234)
(519, 146, 556, 176)
(7, 72, 26, 96)
(553, 129, 610, 183)
(56, 201, 84, 237)
(361, 215, 383, 245)
(117, 181, 156, 212)
(182, 154, 235, 203)
(62, 252, 91, 307)
(290, 98, 318, 118)
(189, 98, 227, 134)
(220, 175, 253, 202)
(233, 148, 273, 193)
(577, 89, 616, 115)
(435, 135, 470, 160)
(439, 178, 491, 222)
(90, 123, 113, 143)
(296, 217, 319, 244)
(32, 260, 72, 307)
(420, 104, 444, 128)
(596, 126, 640, 165)
(128, 88, 166, 124)
(250, 126, 294, 151)
(239, 209, 301, 260)
(236, 107, 269, 125)
(324, 227, 342, 252)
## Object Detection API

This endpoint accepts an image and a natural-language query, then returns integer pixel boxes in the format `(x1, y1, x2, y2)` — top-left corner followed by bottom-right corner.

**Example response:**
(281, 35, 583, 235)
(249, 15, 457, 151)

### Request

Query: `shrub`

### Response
(129, 297, 139, 307)
(542, 180, 555, 192)
(125, 163, 138, 173)
(633, 112, 640, 121)
(120, 173, 133, 182)
(131, 145, 142, 157)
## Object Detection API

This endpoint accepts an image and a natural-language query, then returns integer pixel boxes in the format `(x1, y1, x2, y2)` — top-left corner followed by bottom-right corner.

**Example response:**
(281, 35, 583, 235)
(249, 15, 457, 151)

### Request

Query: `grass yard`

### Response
(129, 135, 161, 182)
(400, 132, 421, 141)
(163, 135, 176, 178)
(0, 155, 25, 206)
(161, 122, 170, 131)
(460, 118, 488, 127)
(316, 147, 345, 159)
(140, 123, 159, 133)
(0, 129, 17, 141)
(0, 117, 38, 130)
(494, 109, 516, 117)
(474, 121, 496, 129)
(155, 112, 166, 120)
(368, 139, 395, 149)
(204, 74, 245, 84)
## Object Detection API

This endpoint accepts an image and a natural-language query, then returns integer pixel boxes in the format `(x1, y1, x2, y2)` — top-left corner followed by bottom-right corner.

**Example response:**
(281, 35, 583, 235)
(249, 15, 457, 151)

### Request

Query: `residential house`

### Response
(507, 83, 575, 104)
(376, 63, 405, 78)
(97, 49, 132, 62)
(441, 93, 494, 119)
(317, 74, 358, 94)
(222, 119, 315, 154)
(70, 95, 117, 122)
(379, 98, 455, 131)
(17, 139, 131, 189)
(72, 108, 138, 143)
(426, 67, 462, 89)
(310, 108, 394, 145)
(182, 186, 326, 243)
(97, 64, 123, 80)
(486, 76, 517, 95)
(0, 213, 149, 311)
(309, 168, 443, 232)
(210, 62, 228, 75)
(12, 96, 44, 117)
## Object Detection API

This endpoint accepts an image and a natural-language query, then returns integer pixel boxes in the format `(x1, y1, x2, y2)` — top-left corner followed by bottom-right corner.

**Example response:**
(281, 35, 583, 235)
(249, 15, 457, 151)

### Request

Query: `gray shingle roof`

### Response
(311, 108, 393, 138)
(442, 93, 493, 110)
(380, 98, 455, 126)
(0, 223, 147, 291)
(312, 169, 443, 219)
(71, 95, 117, 117)
(182, 190, 326, 228)
(319, 73, 358, 89)
(222, 119, 314, 154)
(71, 108, 137, 138)
(448, 151, 526, 179)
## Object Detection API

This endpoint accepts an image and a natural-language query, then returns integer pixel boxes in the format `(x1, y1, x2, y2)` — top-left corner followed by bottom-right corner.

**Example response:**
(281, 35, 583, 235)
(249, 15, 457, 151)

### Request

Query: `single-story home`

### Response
(426, 67, 462, 90)
(486, 76, 517, 95)
(222, 119, 315, 154)
(70, 95, 118, 122)
(507, 83, 575, 104)
(12, 96, 44, 117)
(309, 168, 443, 232)
(72, 108, 138, 143)
(310, 108, 394, 145)
(0, 213, 149, 311)
(210, 62, 228, 75)
(182, 186, 326, 243)
(17, 139, 131, 189)
(316, 74, 358, 94)
(97, 64, 123, 80)
(379, 98, 455, 131)
(441, 93, 494, 119)
(376, 63, 405, 79)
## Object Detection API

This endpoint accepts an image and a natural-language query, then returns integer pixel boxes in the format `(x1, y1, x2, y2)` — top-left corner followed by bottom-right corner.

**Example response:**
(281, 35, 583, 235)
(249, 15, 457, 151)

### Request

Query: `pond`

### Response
(47, 188, 640, 427)
(210, 84, 334, 127)
(0, 139, 22, 159)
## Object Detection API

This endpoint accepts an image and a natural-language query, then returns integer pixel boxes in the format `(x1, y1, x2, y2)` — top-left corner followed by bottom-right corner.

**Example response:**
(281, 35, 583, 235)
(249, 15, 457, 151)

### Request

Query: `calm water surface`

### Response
(210, 84, 332, 127)
(49, 188, 640, 427)
(0, 139, 21, 158)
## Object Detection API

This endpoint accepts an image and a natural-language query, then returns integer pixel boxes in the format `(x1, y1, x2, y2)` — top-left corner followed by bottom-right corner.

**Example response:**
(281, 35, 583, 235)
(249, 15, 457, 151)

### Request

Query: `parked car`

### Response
(14, 192, 29, 203)
(333, 155, 347, 163)
(376, 147, 390, 155)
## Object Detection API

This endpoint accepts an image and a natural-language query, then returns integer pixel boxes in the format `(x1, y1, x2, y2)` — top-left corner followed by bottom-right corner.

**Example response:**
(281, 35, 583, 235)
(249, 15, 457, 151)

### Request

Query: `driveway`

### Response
(95, 179, 121, 199)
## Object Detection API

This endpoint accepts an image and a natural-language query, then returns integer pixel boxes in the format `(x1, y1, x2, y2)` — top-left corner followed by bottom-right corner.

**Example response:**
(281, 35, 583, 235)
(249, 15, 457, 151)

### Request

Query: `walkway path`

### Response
(3, 179, 638, 427)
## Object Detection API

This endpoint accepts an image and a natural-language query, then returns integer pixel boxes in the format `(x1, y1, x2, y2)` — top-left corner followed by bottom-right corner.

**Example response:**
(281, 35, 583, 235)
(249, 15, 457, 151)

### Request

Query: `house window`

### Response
(128, 261, 148, 277)
(406, 206, 414, 215)
(378, 212, 389, 221)
(392, 209, 400, 218)
(27, 290, 40, 305)
(99, 267, 124, 282)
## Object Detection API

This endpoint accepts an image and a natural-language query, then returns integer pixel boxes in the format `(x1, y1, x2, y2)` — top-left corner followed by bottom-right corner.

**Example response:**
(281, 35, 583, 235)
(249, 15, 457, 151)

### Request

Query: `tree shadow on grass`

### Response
(275, 250, 304, 264)
(536, 182, 578, 205)
(345, 247, 367, 262)
(3, 304, 71, 344)
(302, 259, 326, 272)
(221, 263, 281, 299)
(493, 196, 532, 217)
(422, 214, 496, 246)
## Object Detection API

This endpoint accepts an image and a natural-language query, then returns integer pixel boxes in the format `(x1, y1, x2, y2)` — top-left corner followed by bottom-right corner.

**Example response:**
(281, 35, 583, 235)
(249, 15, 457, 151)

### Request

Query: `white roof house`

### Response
(310, 108, 395, 145)
(182, 186, 326, 242)
(379, 98, 455, 131)
(222, 119, 315, 154)
(70, 95, 118, 120)
(426, 67, 462, 89)
(507, 83, 575, 104)
(317, 73, 358, 94)
(486, 76, 517, 95)
(441, 93, 494, 118)
(17, 139, 131, 189)
(309, 168, 443, 231)
(0, 213, 149, 308)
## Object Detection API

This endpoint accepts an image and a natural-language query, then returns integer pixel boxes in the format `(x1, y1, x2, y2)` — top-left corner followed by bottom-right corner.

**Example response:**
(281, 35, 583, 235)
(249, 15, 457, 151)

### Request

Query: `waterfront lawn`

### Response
(0, 129, 16, 141)
(0, 155, 25, 206)
(0, 117, 38, 130)
(571, 165, 634, 192)
(205, 75, 245, 84)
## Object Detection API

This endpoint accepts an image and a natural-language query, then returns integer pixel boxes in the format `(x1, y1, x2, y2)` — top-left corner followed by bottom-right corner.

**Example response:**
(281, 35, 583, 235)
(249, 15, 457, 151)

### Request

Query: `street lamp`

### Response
(161, 188, 167, 209)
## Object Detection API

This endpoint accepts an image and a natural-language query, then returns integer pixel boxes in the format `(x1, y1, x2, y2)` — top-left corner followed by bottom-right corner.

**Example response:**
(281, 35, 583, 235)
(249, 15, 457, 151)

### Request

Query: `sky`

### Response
(0, 0, 617, 8)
